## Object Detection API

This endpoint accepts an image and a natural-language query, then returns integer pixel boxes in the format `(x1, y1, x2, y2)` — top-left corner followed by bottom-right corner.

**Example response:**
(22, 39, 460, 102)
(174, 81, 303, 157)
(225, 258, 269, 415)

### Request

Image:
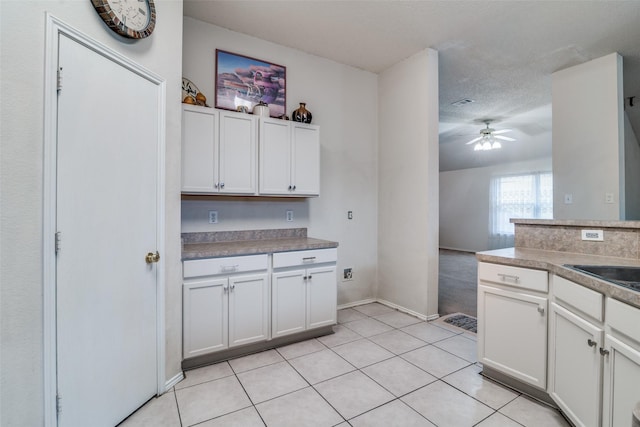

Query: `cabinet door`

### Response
(228, 273, 269, 347)
(259, 118, 291, 195)
(478, 285, 548, 389)
(549, 303, 603, 427)
(183, 278, 228, 358)
(181, 106, 218, 193)
(219, 111, 257, 194)
(306, 265, 337, 329)
(291, 123, 320, 196)
(272, 269, 306, 338)
(602, 335, 640, 427)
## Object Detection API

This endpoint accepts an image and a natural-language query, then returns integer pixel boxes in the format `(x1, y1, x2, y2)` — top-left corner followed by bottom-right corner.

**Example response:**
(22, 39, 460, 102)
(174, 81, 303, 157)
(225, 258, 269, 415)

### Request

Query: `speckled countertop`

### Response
(477, 247, 640, 309)
(181, 228, 338, 260)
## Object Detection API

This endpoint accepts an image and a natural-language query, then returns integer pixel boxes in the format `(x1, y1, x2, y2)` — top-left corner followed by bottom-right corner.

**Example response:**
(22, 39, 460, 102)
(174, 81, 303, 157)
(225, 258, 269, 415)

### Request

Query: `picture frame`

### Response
(215, 49, 286, 118)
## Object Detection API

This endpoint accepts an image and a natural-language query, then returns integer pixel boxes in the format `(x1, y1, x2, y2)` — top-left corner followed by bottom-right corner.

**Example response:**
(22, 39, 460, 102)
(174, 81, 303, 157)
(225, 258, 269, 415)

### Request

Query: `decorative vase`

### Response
(292, 102, 312, 124)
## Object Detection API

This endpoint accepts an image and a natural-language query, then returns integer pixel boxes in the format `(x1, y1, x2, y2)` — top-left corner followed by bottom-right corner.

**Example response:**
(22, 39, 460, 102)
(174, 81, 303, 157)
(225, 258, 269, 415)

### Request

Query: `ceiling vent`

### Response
(451, 98, 475, 107)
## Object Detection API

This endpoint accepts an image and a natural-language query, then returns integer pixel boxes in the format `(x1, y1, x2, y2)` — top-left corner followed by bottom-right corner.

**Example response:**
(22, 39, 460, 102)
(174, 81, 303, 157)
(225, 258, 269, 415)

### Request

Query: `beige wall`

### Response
(552, 52, 624, 220)
(0, 1, 183, 425)
(377, 49, 439, 319)
(181, 18, 380, 306)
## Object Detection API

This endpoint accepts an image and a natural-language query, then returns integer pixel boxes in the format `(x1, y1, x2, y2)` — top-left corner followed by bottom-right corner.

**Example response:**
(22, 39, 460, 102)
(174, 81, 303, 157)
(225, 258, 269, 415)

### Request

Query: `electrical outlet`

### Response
(286, 210, 294, 222)
(348, 211, 353, 220)
(343, 268, 353, 281)
(581, 229, 604, 241)
(208, 210, 218, 224)
(605, 192, 614, 204)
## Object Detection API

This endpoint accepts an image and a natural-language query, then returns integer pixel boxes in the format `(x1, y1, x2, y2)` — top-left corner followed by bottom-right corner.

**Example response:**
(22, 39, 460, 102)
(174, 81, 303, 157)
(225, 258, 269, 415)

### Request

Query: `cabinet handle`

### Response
(302, 256, 316, 262)
(308, 275, 312, 280)
(288, 185, 292, 191)
(497, 273, 520, 283)
(223, 284, 229, 293)
(599, 348, 610, 356)
(587, 339, 597, 347)
(220, 182, 225, 189)
(214, 182, 219, 188)
(220, 265, 239, 273)
(537, 306, 545, 315)
(292, 185, 296, 191)
(230, 283, 235, 291)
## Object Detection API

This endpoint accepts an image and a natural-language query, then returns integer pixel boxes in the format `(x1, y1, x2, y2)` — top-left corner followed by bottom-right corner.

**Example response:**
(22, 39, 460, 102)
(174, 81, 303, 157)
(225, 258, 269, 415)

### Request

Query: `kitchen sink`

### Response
(564, 265, 640, 292)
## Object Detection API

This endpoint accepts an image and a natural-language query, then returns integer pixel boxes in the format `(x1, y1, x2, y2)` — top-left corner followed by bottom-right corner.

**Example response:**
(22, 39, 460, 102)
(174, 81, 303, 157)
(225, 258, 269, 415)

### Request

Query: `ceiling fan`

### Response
(466, 121, 516, 151)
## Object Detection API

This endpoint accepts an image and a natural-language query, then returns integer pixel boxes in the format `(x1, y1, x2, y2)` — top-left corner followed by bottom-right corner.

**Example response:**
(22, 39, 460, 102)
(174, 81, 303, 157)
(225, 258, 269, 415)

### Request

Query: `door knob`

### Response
(145, 251, 160, 264)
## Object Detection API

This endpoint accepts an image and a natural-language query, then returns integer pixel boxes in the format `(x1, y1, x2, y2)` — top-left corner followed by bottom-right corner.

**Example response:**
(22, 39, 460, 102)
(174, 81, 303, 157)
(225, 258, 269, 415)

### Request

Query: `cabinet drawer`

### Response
(273, 248, 337, 269)
(479, 262, 548, 292)
(553, 275, 604, 321)
(184, 254, 268, 278)
(607, 298, 640, 345)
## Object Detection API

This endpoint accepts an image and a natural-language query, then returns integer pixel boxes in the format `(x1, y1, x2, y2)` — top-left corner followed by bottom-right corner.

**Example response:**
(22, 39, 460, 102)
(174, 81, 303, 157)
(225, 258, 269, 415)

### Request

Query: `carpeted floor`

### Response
(438, 249, 478, 317)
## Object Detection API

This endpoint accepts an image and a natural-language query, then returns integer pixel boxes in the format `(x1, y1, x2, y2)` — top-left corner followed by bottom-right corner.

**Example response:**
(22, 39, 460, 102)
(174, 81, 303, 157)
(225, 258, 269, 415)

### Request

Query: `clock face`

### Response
(91, 0, 156, 39)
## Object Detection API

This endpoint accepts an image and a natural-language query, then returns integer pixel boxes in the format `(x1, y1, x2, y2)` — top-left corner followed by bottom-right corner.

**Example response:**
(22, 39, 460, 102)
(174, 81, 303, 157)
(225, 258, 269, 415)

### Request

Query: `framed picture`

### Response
(215, 49, 286, 118)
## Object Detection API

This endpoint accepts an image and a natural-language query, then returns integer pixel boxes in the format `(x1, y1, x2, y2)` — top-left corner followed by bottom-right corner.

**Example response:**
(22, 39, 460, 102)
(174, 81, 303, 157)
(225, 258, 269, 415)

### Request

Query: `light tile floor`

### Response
(119, 303, 571, 427)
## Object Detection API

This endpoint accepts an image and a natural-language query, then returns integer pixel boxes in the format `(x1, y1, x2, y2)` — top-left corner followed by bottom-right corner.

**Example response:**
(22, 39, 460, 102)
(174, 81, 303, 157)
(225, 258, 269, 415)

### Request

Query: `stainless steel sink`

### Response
(565, 265, 640, 292)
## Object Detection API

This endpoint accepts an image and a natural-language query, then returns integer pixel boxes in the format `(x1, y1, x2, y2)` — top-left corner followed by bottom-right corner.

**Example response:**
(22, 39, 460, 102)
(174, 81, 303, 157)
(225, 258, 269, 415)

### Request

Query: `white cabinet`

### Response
(183, 255, 269, 359)
(602, 298, 640, 427)
(182, 105, 257, 195)
(272, 249, 337, 338)
(477, 262, 549, 390)
(259, 118, 320, 196)
(548, 275, 604, 427)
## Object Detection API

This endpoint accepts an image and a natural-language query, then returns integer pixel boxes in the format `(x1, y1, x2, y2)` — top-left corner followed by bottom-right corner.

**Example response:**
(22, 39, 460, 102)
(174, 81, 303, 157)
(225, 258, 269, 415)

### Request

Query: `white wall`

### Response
(0, 1, 183, 425)
(552, 53, 624, 220)
(181, 18, 379, 306)
(439, 157, 552, 252)
(377, 49, 439, 319)
(624, 112, 640, 219)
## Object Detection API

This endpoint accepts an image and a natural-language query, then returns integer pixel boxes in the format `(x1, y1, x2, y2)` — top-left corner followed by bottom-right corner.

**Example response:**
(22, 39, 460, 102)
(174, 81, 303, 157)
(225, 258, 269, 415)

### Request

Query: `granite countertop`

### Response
(477, 247, 640, 309)
(181, 228, 338, 260)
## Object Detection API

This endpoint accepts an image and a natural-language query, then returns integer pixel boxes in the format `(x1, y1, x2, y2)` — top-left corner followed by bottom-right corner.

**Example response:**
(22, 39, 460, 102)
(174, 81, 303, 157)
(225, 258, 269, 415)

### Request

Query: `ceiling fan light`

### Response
(474, 142, 482, 151)
(482, 141, 492, 150)
(492, 141, 502, 149)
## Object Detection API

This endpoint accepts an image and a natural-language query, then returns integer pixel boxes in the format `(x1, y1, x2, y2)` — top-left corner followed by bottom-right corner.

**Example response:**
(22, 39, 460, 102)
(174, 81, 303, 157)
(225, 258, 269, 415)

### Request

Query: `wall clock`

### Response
(91, 0, 156, 39)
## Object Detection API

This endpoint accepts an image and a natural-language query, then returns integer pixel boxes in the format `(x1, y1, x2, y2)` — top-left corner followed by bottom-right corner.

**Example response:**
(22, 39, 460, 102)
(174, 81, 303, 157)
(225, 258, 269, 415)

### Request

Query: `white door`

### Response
(56, 34, 160, 427)
(272, 270, 306, 337)
(306, 265, 337, 329)
(228, 273, 269, 347)
(549, 303, 603, 427)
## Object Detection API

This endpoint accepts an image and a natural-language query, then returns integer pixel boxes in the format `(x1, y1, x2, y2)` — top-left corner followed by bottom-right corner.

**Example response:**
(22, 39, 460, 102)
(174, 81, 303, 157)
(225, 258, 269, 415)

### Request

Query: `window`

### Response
(489, 172, 553, 248)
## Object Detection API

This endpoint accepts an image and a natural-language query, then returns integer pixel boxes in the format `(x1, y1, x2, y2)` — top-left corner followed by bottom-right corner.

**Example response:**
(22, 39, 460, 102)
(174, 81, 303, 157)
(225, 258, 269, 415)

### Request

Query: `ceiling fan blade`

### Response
(492, 129, 512, 135)
(465, 136, 483, 145)
(495, 135, 516, 141)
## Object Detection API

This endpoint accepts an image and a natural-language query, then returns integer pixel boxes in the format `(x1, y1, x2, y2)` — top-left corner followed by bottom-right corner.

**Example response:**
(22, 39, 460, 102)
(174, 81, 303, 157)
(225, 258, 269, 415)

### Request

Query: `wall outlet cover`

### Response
(208, 210, 218, 224)
(343, 268, 353, 281)
(286, 210, 294, 222)
(581, 229, 604, 241)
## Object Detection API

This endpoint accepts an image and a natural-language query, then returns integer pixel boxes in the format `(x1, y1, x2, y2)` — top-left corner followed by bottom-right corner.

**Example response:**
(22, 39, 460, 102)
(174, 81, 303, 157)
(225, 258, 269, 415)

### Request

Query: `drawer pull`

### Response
(302, 257, 316, 262)
(220, 264, 239, 273)
(587, 339, 597, 347)
(497, 273, 520, 283)
(537, 306, 545, 315)
(599, 347, 610, 357)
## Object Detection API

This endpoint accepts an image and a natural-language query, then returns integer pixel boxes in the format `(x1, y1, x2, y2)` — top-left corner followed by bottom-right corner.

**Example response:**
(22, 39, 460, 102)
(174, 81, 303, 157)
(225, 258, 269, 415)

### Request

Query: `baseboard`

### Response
(340, 298, 439, 322)
(164, 371, 184, 393)
(337, 298, 376, 310)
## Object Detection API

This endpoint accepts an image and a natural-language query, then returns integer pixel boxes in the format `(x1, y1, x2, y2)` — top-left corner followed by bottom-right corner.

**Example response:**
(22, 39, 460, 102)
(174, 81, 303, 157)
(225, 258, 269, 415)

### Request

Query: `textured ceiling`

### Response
(184, 0, 640, 171)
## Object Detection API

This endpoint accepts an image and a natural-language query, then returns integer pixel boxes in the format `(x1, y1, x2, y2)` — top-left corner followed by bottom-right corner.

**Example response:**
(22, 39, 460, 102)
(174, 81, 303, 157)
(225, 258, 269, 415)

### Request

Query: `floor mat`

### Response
(442, 313, 477, 333)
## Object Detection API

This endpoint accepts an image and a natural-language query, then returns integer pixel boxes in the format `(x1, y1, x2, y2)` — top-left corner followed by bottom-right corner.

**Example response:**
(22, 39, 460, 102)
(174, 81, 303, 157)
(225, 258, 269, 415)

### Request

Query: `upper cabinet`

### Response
(259, 118, 320, 197)
(182, 106, 320, 197)
(182, 105, 257, 195)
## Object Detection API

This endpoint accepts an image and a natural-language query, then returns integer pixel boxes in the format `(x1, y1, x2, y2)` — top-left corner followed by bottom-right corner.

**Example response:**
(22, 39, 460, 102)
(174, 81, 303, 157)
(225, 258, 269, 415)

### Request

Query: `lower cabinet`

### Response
(183, 273, 269, 359)
(549, 302, 603, 427)
(478, 284, 548, 389)
(182, 255, 269, 359)
(602, 298, 640, 427)
(272, 248, 337, 338)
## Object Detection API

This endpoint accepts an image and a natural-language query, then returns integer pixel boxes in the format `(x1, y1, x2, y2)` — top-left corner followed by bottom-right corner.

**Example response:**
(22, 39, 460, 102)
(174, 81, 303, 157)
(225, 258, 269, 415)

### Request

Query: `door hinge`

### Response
(55, 231, 61, 254)
(57, 67, 63, 92)
(56, 393, 62, 414)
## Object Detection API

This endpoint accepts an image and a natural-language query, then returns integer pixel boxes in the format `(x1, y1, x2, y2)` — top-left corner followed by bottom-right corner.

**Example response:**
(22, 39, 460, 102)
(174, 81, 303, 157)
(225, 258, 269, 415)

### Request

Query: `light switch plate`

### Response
(581, 229, 604, 241)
